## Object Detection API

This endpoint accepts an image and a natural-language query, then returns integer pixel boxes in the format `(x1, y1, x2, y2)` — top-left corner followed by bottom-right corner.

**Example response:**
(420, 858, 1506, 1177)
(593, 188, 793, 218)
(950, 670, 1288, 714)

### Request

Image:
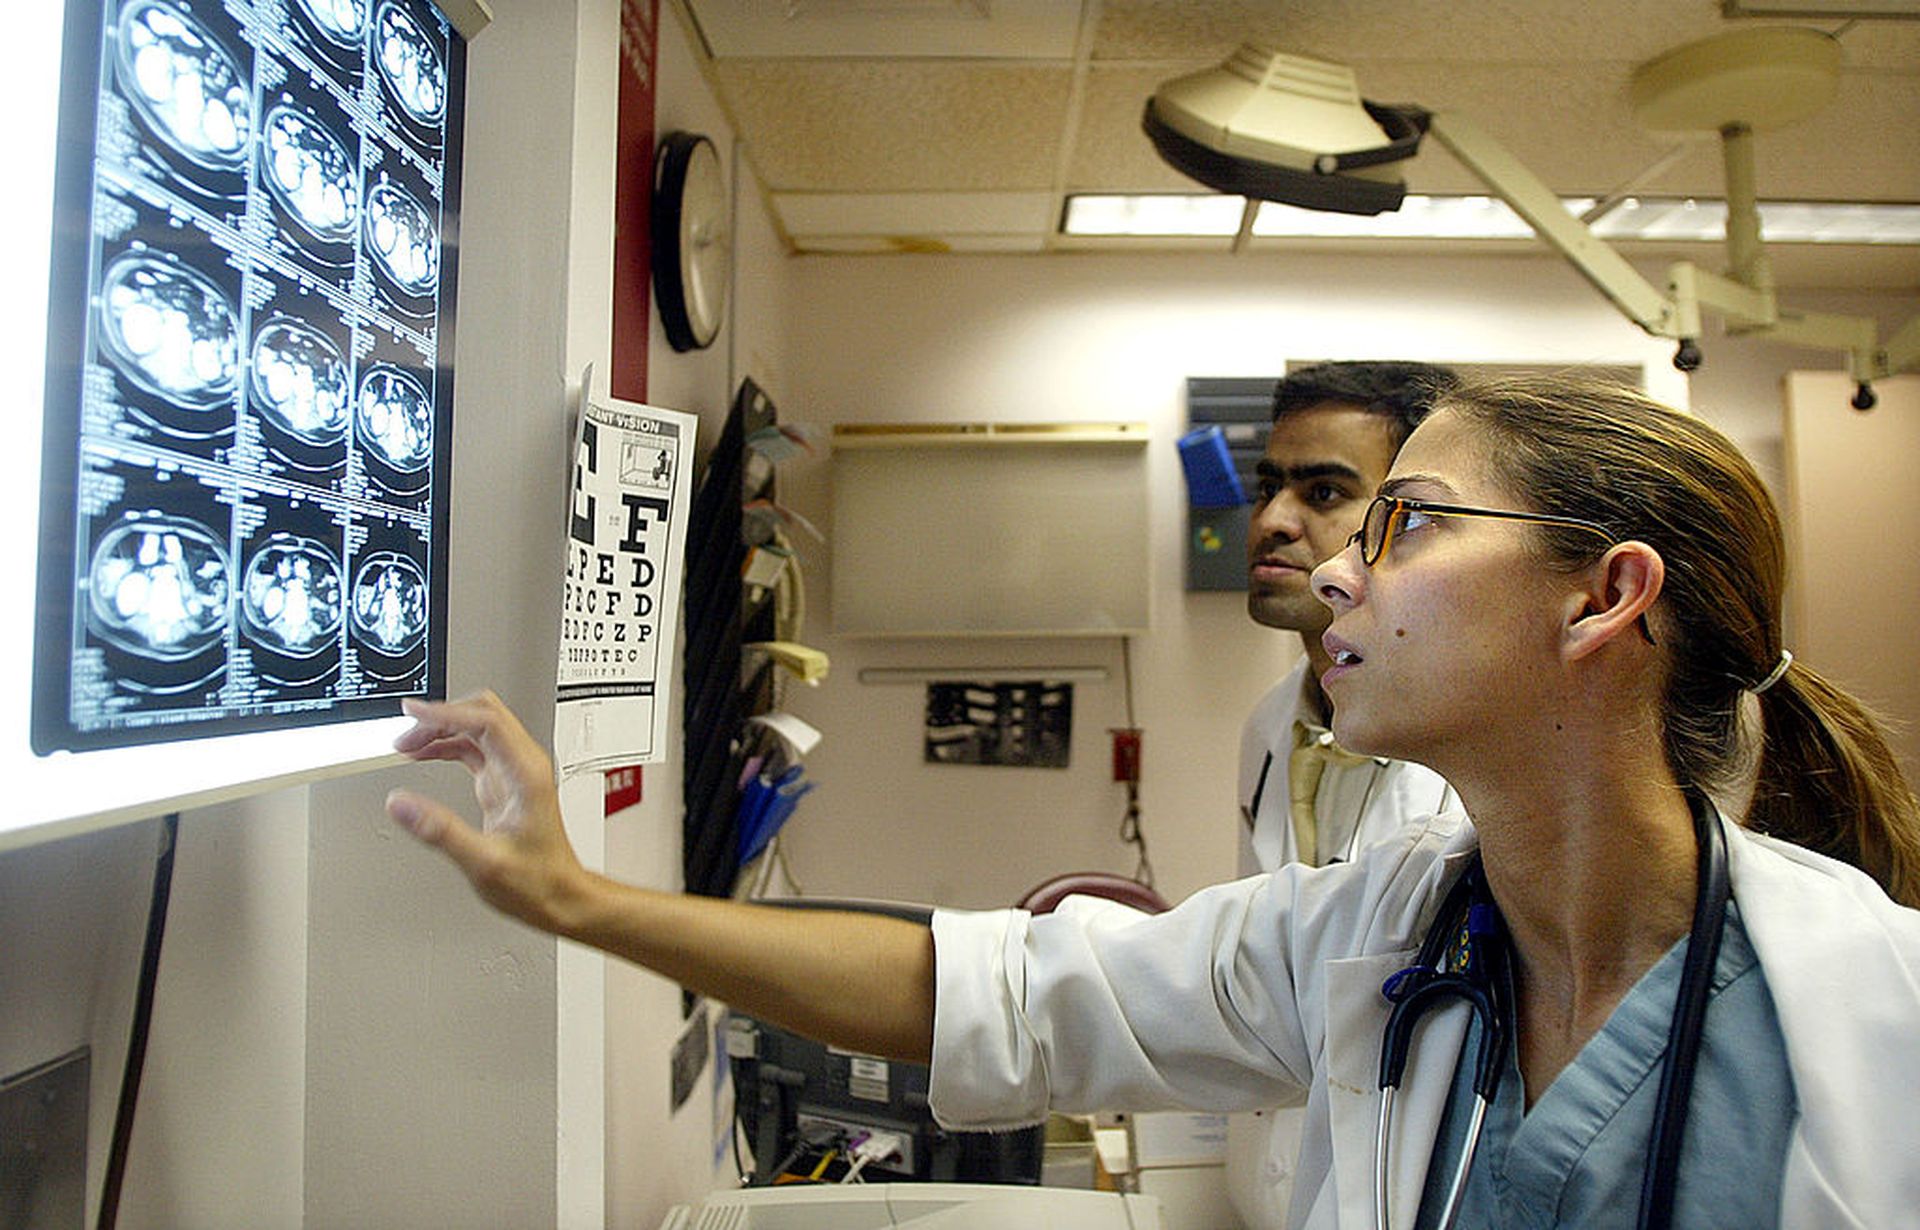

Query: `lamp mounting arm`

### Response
(1424, 111, 1681, 339)
(1424, 110, 1917, 393)
(1883, 316, 1920, 381)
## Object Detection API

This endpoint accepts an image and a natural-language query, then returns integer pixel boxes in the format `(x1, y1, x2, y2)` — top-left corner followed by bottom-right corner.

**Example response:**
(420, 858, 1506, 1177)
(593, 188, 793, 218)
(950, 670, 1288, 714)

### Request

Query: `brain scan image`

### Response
(250, 318, 351, 443)
(296, 0, 367, 44)
(354, 366, 433, 470)
(241, 536, 344, 654)
(262, 104, 357, 242)
(351, 552, 428, 653)
(365, 181, 438, 293)
(88, 514, 231, 659)
(374, 2, 446, 124)
(116, 0, 251, 170)
(100, 253, 240, 409)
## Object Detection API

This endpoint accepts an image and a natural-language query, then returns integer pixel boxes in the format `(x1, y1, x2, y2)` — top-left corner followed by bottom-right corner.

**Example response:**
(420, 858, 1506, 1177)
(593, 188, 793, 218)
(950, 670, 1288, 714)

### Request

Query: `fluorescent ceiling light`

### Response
(1062, 194, 1247, 237)
(1593, 198, 1920, 243)
(1062, 193, 1920, 244)
(1723, 0, 1920, 15)
(1255, 194, 1597, 239)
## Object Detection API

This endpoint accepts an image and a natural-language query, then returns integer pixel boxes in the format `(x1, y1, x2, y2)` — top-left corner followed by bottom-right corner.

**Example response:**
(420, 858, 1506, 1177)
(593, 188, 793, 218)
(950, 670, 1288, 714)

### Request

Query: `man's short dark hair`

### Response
(1273, 361, 1460, 447)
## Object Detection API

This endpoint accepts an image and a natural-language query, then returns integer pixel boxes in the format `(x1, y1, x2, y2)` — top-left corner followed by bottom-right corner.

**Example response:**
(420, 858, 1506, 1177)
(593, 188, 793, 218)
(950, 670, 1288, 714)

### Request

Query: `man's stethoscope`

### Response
(1373, 801, 1731, 1230)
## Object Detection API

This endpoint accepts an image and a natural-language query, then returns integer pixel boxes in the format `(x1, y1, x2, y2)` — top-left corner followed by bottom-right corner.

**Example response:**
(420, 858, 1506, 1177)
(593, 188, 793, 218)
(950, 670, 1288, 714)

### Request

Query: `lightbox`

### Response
(7, 0, 467, 849)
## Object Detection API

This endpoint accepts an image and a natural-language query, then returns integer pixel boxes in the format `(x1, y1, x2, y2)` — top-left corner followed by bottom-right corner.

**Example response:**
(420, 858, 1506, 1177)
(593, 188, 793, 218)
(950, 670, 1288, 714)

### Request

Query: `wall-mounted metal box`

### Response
(1185, 378, 1274, 592)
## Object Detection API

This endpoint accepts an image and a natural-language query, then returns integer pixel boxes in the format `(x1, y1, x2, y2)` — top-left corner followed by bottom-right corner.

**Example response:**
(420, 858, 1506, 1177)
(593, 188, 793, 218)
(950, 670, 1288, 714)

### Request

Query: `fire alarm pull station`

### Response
(1110, 729, 1143, 784)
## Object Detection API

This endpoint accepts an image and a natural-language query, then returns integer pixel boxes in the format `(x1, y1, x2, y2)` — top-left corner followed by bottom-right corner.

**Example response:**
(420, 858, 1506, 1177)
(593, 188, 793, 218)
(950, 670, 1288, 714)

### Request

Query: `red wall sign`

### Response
(604, 764, 644, 816)
(610, 0, 661, 402)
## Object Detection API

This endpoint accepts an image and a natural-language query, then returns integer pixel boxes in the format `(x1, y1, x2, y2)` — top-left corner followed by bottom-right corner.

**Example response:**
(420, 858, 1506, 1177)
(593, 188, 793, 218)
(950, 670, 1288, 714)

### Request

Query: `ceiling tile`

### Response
(685, 0, 1084, 58)
(791, 234, 1049, 253)
(1732, 72, 1920, 200)
(1070, 65, 1225, 191)
(773, 191, 1056, 235)
(717, 61, 1074, 191)
(1072, 53, 1917, 203)
(1090, 0, 1724, 66)
(1361, 61, 1920, 201)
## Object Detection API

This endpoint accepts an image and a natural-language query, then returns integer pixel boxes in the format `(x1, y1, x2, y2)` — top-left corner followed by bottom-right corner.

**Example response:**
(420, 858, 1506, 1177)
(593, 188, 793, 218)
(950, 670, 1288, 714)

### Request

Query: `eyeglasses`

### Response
(1349, 494, 1624, 567)
(1348, 495, 1656, 642)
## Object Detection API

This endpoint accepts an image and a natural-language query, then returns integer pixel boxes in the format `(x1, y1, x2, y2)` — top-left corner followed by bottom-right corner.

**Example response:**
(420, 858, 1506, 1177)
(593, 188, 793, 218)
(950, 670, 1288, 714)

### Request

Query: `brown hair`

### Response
(1440, 374, 1920, 907)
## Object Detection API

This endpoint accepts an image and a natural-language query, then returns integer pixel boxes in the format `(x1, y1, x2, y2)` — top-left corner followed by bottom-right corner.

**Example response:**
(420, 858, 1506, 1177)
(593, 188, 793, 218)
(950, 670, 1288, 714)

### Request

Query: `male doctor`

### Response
(1227, 361, 1461, 1230)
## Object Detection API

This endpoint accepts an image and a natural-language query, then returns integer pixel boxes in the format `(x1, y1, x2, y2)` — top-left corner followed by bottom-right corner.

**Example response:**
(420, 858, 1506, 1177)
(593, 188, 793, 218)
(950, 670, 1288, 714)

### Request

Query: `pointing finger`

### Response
(403, 693, 543, 760)
(392, 728, 485, 773)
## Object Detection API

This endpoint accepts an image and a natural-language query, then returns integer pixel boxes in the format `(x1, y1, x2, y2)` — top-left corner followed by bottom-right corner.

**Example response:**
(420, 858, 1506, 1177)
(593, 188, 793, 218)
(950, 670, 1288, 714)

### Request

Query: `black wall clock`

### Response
(651, 131, 731, 353)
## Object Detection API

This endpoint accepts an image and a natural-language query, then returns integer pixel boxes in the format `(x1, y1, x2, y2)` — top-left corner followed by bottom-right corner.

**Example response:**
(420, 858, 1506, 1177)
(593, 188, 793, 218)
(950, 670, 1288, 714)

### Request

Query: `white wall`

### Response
(772, 250, 1915, 908)
(120, 792, 310, 1229)
(1785, 371, 1920, 787)
(294, 0, 593, 1221)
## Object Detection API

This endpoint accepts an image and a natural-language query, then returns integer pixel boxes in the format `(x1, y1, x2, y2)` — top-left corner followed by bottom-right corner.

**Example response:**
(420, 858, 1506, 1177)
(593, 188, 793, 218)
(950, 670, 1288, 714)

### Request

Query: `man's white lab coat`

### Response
(1237, 657, 1457, 877)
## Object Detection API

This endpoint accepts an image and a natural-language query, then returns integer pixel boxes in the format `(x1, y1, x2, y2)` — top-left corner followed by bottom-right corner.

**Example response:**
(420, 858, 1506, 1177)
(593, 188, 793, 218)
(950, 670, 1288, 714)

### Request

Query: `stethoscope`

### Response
(1373, 800, 1731, 1230)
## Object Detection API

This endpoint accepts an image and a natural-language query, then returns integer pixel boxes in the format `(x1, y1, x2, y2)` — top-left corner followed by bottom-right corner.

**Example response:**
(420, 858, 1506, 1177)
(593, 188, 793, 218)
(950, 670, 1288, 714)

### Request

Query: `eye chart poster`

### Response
(554, 369, 694, 776)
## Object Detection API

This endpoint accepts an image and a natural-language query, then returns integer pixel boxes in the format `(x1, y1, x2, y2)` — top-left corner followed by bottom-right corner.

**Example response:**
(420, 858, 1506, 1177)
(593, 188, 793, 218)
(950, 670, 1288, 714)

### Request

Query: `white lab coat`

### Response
(1237, 658, 1457, 878)
(1232, 658, 1457, 1228)
(928, 809, 1920, 1229)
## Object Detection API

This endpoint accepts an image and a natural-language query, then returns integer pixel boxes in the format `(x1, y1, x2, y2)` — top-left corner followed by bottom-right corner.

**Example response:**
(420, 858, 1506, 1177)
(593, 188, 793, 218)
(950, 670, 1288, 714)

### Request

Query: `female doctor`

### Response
(387, 376, 1920, 1228)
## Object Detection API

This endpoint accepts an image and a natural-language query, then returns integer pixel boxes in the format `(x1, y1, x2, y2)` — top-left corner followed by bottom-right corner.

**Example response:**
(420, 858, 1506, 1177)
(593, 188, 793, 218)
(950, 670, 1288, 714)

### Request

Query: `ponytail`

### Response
(1437, 376, 1920, 909)
(1748, 658, 1920, 909)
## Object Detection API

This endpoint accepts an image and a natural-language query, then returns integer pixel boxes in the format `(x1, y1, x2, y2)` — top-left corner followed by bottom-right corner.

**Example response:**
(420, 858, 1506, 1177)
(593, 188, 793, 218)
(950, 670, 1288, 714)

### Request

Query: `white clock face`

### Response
(678, 137, 730, 348)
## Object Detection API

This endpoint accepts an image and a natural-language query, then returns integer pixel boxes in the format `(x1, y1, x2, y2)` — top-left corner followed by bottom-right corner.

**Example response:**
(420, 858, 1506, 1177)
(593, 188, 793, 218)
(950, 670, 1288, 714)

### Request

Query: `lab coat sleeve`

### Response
(927, 821, 1460, 1131)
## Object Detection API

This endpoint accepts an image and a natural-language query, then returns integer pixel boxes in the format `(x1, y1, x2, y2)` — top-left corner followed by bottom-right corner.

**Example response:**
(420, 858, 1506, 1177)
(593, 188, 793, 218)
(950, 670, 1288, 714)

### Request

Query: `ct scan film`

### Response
(32, 0, 463, 753)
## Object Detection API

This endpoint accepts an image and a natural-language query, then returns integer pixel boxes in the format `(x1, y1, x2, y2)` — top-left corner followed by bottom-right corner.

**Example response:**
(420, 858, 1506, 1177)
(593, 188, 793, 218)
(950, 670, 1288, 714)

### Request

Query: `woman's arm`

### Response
(385, 691, 934, 1062)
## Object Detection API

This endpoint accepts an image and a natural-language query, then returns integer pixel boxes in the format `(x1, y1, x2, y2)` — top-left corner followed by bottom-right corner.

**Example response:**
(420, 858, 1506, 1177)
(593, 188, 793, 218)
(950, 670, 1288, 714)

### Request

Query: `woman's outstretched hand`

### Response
(385, 691, 588, 936)
(385, 689, 937, 1062)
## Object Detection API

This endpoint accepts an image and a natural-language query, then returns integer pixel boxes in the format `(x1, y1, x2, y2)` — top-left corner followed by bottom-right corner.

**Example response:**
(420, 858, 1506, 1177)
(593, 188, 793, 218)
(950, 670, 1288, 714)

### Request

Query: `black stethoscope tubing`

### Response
(1637, 799, 1731, 1230)
(1375, 800, 1731, 1230)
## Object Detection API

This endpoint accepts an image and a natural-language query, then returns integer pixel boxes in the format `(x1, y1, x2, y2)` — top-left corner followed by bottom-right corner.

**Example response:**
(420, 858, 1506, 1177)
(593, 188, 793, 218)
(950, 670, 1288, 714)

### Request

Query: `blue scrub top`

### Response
(1414, 901, 1795, 1229)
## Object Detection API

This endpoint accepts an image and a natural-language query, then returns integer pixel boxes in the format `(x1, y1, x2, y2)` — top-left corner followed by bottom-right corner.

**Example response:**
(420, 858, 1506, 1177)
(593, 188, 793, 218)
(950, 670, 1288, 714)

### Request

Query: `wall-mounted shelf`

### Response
(857, 667, 1110, 685)
(829, 423, 1152, 638)
(832, 422, 1148, 448)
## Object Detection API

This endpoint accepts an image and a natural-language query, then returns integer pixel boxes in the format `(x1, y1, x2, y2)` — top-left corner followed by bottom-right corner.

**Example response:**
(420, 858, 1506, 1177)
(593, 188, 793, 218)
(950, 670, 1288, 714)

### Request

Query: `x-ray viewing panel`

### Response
(33, 0, 463, 753)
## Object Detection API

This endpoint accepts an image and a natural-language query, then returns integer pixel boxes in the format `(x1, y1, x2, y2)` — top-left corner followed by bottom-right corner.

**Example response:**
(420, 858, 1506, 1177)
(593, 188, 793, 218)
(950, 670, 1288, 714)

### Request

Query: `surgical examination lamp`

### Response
(1143, 29, 1917, 410)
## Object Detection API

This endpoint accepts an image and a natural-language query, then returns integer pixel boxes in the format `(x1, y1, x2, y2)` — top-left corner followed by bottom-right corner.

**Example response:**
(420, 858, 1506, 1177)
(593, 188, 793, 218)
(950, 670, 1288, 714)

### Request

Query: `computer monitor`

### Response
(726, 900, 1044, 1187)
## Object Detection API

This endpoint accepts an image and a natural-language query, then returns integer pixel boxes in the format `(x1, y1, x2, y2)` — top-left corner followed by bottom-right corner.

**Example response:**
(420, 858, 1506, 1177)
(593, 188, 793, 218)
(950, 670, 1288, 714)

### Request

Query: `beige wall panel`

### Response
(1784, 371, 1920, 786)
